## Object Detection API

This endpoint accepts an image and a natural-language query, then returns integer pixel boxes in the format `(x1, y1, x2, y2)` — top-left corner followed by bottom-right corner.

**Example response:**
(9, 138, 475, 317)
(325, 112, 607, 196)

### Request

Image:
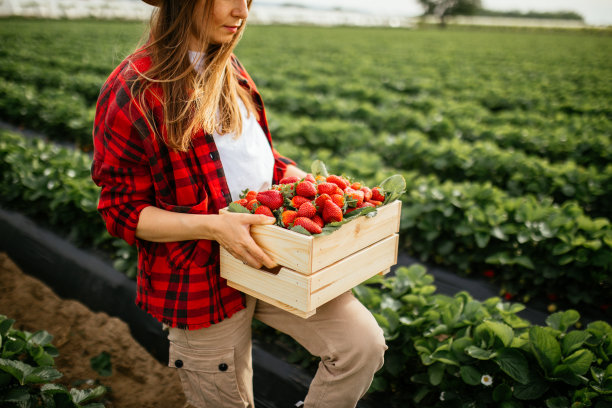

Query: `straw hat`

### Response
(142, 0, 161, 6)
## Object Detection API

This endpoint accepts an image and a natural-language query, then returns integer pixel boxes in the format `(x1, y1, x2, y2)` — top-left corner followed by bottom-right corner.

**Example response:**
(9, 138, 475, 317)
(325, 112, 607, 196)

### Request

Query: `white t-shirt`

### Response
(189, 51, 274, 201)
(212, 99, 274, 201)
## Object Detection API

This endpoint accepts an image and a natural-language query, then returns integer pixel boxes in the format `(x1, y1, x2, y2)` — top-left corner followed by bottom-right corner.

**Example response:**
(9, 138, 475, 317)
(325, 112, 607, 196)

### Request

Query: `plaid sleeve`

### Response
(91, 69, 154, 246)
(271, 148, 296, 184)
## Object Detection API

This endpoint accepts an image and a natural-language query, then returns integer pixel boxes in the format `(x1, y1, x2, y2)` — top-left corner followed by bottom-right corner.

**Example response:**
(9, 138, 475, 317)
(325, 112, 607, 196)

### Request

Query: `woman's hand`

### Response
(213, 212, 277, 269)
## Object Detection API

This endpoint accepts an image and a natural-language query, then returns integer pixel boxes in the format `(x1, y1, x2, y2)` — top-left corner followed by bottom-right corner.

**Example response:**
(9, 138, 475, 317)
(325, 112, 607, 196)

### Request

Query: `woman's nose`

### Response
(232, 0, 248, 20)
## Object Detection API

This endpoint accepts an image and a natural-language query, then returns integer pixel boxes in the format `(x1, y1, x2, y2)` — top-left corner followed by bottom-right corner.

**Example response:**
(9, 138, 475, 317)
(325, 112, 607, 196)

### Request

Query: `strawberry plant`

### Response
(354, 265, 612, 408)
(0, 315, 106, 407)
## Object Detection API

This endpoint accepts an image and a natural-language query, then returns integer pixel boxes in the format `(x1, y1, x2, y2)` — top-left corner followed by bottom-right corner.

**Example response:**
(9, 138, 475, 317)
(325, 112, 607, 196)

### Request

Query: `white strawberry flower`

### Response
(481, 374, 493, 386)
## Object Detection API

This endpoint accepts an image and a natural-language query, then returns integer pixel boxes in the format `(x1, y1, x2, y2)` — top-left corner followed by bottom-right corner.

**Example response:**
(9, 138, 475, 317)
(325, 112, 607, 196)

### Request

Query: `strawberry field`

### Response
(0, 18, 611, 315)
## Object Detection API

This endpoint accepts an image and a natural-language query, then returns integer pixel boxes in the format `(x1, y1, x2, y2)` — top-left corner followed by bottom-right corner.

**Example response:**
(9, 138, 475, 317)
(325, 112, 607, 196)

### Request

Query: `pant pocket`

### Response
(169, 342, 246, 408)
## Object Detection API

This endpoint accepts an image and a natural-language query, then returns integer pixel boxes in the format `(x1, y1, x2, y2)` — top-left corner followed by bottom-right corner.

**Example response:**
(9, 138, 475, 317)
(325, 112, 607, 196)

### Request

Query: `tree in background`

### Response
(418, 0, 483, 26)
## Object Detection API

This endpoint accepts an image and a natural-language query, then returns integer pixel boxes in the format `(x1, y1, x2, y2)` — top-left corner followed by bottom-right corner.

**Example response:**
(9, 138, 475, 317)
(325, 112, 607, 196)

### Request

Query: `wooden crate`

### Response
(219, 200, 402, 318)
(220, 199, 401, 275)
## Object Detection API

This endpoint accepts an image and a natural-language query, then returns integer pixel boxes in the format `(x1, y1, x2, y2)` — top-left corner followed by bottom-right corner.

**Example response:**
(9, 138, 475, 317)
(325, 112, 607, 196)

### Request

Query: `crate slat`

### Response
(309, 234, 399, 310)
(311, 201, 401, 272)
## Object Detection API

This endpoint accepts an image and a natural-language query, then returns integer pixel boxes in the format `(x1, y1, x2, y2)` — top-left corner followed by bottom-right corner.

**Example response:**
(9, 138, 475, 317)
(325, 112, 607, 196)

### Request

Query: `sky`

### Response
(257, 0, 612, 26)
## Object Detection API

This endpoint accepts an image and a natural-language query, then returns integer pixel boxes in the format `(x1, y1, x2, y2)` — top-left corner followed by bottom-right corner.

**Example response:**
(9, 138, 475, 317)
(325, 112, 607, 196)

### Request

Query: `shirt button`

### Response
(218, 363, 228, 372)
(209, 152, 215, 160)
(175, 360, 183, 368)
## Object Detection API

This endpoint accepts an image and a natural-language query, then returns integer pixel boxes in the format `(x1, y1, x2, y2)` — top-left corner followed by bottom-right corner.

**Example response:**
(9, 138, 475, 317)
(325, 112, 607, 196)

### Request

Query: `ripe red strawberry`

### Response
(246, 199, 258, 211)
(304, 174, 316, 183)
(280, 210, 298, 227)
(254, 205, 274, 217)
(291, 195, 310, 209)
(326, 174, 348, 190)
(293, 217, 322, 234)
(371, 187, 385, 202)
(323, 200, 343, 224)
(331, 193, 344, 208)
(357, 201, 375, 209)
(296, 181, 317, 198)
(347, 189, 365, 206)
(367, 199, 383, 207)
(238, 198, 248, 207)
(317, 182, 338, 196)
(312, 214, 324, 228)
(279, 176, 300, 184)
(297, 201, 317, 218)
(351, 182, 362, 190)
(257, 190, 283, 210)
(315, 194, 331, 212)
(360, 186, 372, 202)
(245, 190, 258, 202)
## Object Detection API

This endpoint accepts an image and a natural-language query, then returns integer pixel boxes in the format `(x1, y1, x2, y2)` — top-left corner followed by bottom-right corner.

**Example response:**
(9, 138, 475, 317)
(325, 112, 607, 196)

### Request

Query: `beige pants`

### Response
(167, 292, 387, 408)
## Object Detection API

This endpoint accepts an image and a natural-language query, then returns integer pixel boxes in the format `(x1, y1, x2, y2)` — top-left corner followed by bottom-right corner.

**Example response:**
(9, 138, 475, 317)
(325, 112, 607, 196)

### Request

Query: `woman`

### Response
(91, 0, 386, 406)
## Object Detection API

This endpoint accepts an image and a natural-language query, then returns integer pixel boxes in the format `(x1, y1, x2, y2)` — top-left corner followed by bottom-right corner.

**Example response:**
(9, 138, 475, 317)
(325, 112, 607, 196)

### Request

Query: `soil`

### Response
(0, 252, 190, 408)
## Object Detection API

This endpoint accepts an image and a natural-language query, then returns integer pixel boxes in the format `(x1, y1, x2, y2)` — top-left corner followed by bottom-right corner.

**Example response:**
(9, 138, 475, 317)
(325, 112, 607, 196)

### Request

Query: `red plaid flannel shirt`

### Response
(91, 49, 295, 329)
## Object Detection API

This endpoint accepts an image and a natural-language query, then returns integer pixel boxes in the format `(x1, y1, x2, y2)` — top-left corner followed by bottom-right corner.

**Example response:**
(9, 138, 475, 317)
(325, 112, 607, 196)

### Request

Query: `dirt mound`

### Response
(0, 252, 188, 408)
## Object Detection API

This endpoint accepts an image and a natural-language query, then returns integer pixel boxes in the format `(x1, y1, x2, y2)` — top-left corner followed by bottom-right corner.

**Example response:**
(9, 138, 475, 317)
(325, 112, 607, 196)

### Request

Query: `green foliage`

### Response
(354, 265, 612, 407)
(0, 129, 138, 279)
(89, 352, 112, 378)
(0, 315, 106, 407)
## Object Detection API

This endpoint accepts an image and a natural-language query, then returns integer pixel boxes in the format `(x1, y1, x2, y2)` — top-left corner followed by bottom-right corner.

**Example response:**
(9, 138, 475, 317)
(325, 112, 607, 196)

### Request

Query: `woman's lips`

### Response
(224, 26, 238, 33)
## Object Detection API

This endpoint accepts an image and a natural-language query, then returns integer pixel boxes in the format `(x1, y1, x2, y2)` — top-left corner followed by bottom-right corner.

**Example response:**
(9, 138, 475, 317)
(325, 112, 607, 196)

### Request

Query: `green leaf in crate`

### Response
(310, 160, 329, 178)
(460, 365, 481, 385)
(290, 225, 312, 236)
(227, 202, 251, 214)
(546, 310, 580, 333)
(493, 348, 530, 384)
(379, 174, 406, 204)
(529, 326, 562, 375)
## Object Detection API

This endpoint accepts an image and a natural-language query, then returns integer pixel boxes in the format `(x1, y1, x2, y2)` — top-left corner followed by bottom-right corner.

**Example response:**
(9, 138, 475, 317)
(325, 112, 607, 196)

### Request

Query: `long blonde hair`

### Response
(135, 0, 256, 151)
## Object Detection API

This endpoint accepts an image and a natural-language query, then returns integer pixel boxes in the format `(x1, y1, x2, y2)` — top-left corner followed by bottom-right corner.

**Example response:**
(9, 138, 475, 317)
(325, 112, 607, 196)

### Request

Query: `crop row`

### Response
(0, 58, 105, 104)
(268, 113, 611, 218)
(261, 90, 611, 168)
(0, 80, 94, 147)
